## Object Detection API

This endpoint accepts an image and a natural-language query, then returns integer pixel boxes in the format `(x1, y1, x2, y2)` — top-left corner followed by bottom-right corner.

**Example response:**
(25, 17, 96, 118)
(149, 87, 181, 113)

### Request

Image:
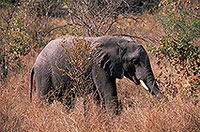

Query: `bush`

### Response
(0, 5, 32, 83)
(61, 37, 94, 101)
(148, 0, 200, 97)
(0, 0, 19, 8)
(0, 1, 64, 83)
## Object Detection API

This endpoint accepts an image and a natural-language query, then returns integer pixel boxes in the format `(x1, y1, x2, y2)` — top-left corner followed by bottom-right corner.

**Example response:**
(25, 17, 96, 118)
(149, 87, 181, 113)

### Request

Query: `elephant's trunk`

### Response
(140, 69, 165, 99)
(140, 79, 164, 99)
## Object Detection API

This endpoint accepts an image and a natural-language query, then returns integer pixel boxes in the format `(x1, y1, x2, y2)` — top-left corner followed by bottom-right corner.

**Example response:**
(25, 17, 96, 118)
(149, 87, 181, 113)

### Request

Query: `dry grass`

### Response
(0, 50, 199, 132)
(0, 4, 199, 131)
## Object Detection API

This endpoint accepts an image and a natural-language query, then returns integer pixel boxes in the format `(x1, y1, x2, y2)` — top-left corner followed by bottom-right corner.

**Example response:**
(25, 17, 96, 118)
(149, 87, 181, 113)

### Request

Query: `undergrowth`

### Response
(0, 0, 199, 132)
(148, 0, 200, 97)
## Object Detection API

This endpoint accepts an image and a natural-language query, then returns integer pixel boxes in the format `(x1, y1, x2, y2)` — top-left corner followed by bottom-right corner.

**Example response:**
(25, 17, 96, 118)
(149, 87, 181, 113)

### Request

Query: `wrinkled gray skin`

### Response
(30, 35, 165, 115)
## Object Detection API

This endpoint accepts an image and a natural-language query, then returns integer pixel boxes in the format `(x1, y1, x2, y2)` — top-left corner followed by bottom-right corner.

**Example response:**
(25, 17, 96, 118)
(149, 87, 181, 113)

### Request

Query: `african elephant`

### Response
(30, 35, 165, 114)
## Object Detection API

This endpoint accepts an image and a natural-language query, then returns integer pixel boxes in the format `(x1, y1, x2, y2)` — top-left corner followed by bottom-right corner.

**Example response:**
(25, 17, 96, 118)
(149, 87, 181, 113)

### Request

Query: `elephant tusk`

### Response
(140, 80, 149, 91)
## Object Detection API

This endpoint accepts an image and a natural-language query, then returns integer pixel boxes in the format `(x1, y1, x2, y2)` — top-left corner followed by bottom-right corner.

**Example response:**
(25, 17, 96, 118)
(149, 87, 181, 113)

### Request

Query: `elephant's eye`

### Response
(131, 57, 138, 64)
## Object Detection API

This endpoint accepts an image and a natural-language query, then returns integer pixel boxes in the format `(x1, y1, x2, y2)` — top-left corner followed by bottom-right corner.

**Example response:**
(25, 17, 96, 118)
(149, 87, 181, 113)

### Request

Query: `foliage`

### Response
(0, 2, 64, 83)
(62, 37, 93, 97)
(148, 0, 200, 97)
(0, 1, 199, 131)
(0, 0, 19, 8)
(0, 5, 32, 76)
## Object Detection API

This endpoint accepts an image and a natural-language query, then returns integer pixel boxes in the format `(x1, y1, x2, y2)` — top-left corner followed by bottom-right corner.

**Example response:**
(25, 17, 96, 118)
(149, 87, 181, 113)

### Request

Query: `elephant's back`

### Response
(36, 36, 74, 60)
(34, 37, 65, 69)
(34, 35, 135, 62)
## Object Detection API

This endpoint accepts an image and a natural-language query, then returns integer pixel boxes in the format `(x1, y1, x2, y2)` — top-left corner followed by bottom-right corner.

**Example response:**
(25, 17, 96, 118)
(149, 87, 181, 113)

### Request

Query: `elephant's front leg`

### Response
(92, 65, 119, 114)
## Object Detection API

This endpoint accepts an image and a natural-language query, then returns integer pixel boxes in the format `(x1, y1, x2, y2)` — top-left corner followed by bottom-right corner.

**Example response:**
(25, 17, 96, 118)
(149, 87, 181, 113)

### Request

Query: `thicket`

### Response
(148, 0, 200, 97)
(0, 0, 199, 132)
(63, 37, 94, 100)
(0, 1, 61, 83)
(0, 0, 143, 82)
(0, 4, 31, 83)
(1, 0, 199, 98)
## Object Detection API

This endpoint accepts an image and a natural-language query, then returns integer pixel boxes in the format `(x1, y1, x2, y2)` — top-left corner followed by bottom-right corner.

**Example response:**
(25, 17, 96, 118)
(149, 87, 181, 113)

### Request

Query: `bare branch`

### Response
(42, 24, 74, 39)
(65, 0, 137, 37)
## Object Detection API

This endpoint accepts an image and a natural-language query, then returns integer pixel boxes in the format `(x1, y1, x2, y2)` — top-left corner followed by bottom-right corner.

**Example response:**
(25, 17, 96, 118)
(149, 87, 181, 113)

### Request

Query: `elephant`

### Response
(30, 35, 166, 115)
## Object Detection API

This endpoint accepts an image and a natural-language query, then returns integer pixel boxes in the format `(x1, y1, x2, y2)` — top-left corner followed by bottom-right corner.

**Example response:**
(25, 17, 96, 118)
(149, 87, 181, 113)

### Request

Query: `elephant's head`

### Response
(121, 41, 164, 99)
(95, 36, 165, 99)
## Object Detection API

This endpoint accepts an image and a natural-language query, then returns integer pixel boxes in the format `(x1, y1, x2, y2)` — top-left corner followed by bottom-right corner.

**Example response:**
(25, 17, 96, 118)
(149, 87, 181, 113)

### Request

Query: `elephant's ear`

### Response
(94, 41, 124, 79)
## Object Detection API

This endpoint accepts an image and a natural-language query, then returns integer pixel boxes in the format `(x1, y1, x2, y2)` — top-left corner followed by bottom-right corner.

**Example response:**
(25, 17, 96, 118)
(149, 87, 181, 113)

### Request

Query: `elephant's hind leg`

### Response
(35, 73, 53, 103)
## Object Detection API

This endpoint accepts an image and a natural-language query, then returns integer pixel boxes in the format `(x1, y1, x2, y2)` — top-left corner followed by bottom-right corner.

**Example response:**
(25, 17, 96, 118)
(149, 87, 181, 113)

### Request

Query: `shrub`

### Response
(0, 4, 32, 83)
(0, 1, 63, 83)
(61, 37, 94, 100)
(148, 0, 200, 97)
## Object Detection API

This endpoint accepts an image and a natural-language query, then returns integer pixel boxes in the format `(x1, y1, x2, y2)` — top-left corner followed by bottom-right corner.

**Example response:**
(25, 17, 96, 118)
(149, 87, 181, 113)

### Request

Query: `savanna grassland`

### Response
(0, 0, 199, 132)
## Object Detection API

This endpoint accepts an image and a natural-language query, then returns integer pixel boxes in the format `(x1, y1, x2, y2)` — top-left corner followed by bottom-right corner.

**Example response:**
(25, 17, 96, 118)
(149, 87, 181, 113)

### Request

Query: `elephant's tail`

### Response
(30, 66, 34, 102)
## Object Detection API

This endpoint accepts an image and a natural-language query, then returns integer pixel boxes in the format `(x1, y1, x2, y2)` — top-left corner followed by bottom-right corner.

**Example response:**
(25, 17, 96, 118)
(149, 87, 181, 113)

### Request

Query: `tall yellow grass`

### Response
(0, 51, 199, 132)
